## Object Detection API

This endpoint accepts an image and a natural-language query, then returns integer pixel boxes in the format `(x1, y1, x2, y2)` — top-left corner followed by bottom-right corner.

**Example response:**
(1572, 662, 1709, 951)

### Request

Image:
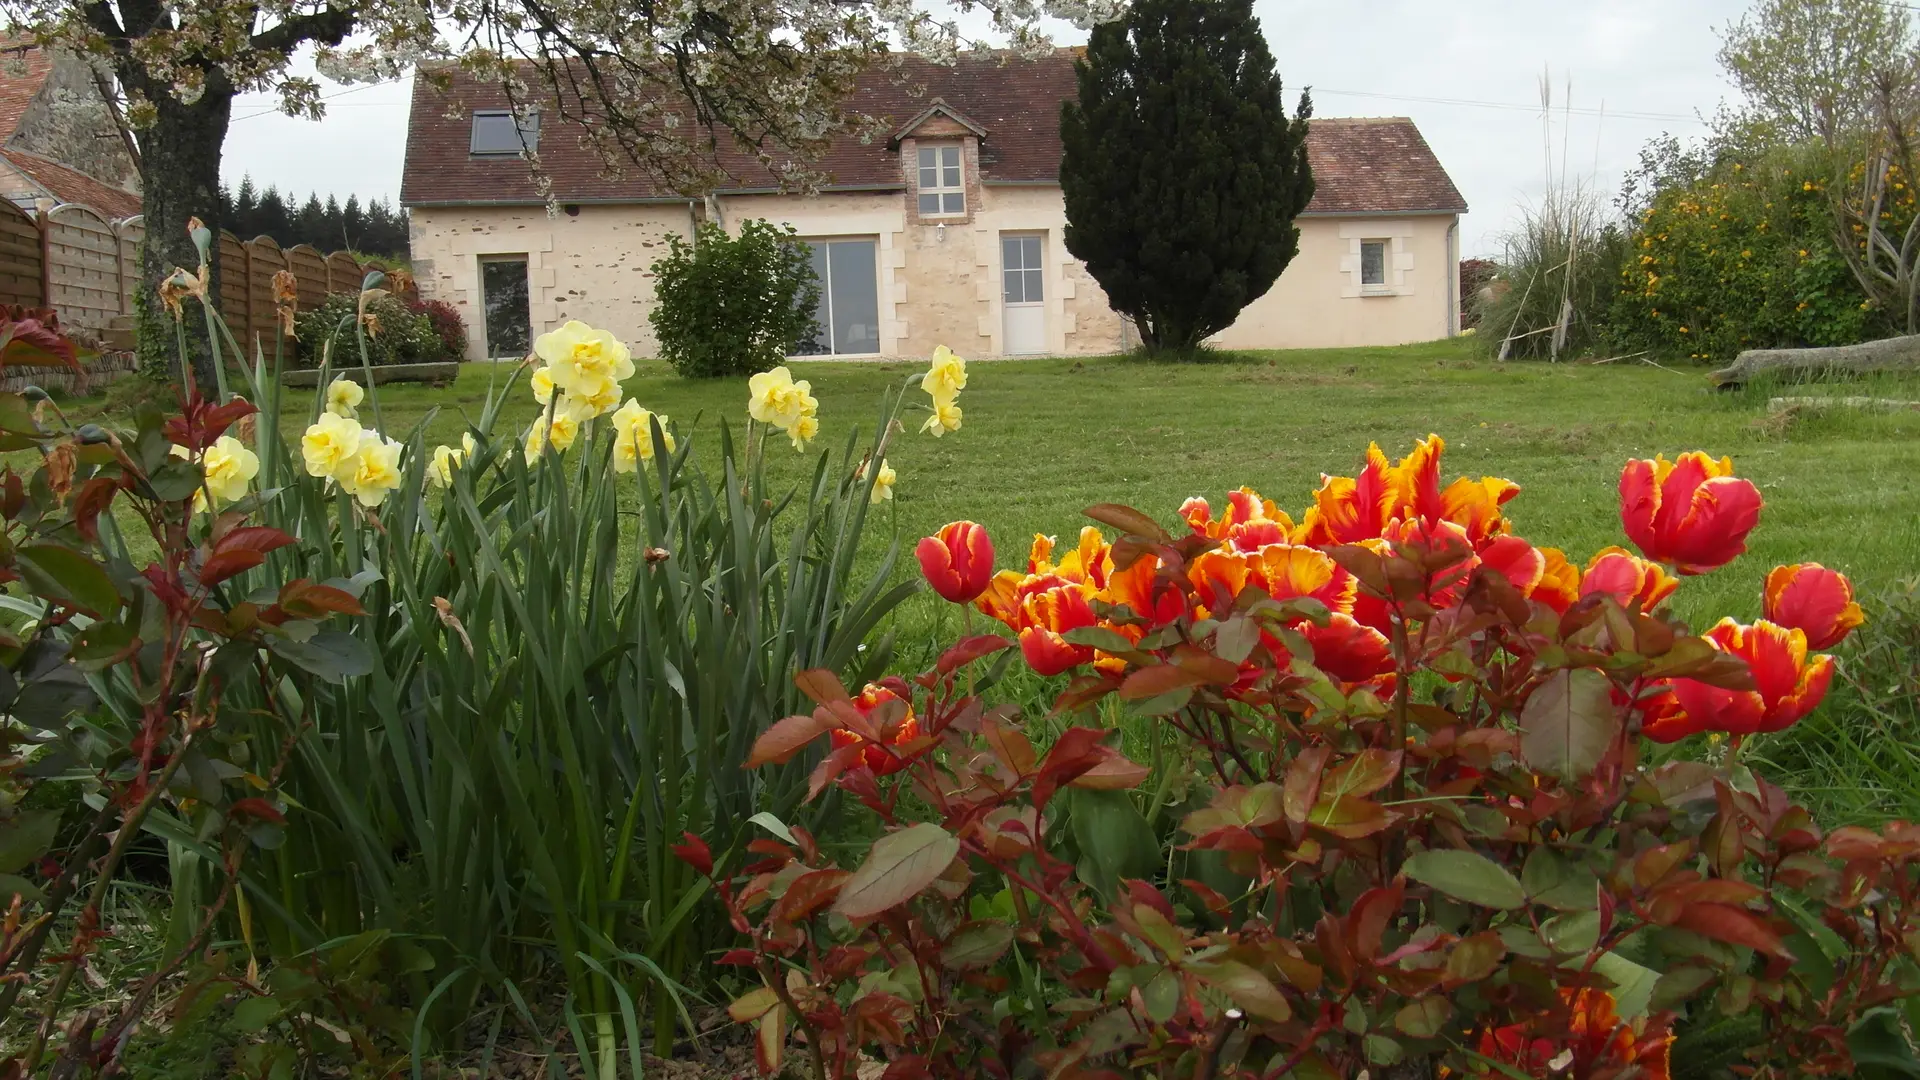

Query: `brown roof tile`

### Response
(401, 52, 1465, 217)
(3, 150, 141, 217)
(1300, 117, 1465, 215)
(0, 42, 53, 143)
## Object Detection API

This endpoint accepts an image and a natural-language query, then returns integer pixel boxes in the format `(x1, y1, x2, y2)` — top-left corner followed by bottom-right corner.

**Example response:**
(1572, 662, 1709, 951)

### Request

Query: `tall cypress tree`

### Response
(1059, 0, 1314, 356)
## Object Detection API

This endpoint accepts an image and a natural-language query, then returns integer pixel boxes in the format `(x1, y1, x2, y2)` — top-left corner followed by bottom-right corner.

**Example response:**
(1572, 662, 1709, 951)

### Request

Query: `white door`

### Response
(1001, 233, 1046, 355)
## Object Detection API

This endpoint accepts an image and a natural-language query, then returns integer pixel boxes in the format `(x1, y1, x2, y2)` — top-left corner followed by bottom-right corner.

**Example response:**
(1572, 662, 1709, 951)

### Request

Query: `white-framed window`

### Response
(471, 110, 539, 156)
(1360, 240, 1388, 287)
(793, 238, 881, 356)
(916, 144, 965, 216)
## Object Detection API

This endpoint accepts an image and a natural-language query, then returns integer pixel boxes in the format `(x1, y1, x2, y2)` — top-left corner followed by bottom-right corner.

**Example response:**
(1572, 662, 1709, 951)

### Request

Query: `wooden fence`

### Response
(0, 196, 369, 346)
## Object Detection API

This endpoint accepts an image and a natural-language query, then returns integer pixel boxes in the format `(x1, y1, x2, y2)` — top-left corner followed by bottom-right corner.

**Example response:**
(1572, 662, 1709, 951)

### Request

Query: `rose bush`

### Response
(684, 435, 1918, 1079)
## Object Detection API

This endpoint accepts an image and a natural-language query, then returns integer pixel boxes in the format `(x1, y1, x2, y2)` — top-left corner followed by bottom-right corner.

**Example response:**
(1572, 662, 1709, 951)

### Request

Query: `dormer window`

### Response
(917, 144, 964, 216)
(471, 110, 539, 156)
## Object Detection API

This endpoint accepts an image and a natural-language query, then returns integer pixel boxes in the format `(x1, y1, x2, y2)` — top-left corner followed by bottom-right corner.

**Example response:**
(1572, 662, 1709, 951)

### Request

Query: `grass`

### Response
(44, 336, 1920, 632)
(213, 337, 1914, 628)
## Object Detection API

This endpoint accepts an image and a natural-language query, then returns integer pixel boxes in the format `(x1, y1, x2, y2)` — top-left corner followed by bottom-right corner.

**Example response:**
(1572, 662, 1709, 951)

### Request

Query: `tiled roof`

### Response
(401, 52, 1466, 217)
(0, 41, 53, 143)
(1300, 117, 1466, 215)
(2, 150, 141, 217)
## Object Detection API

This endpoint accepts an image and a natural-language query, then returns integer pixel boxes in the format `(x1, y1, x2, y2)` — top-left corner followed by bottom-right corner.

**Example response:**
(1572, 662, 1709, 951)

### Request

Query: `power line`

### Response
(231, 79, 400, 123)
(1310, 86, 1704, 124)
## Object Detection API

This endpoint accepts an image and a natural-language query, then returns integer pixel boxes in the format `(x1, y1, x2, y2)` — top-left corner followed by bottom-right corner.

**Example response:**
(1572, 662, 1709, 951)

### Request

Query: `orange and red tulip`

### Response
(1478, 989, 1672, 1080)
(1666, 618, 1835, 737)
(1582, 546, 1679, 612)
(1632, 682, 1693, 744)
(829, 683, 920, 775)
(1618, 452, 1763, 574)
(1179, 488, 1296, 551)
(1015, 580, 1098, 676)
(917, 521, 995, 604)
(1301, 443, 1396, 544)
(1763, 563, 1864, 650)
(1300, 612, 1396, 683)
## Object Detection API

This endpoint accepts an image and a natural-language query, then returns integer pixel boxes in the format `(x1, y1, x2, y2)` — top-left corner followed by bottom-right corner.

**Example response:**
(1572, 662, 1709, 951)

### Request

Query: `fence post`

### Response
(33, 199, 52, 310)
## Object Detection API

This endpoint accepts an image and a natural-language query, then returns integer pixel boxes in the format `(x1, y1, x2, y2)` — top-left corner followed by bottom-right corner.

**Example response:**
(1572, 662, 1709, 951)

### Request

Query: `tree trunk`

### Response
(126, 72, 233, 391)
(1709, 334, 1920, 387)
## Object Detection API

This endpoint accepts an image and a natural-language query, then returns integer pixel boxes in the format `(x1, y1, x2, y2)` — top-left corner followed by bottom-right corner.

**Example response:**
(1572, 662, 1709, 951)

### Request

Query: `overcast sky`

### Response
(221, 0, 1750, 257)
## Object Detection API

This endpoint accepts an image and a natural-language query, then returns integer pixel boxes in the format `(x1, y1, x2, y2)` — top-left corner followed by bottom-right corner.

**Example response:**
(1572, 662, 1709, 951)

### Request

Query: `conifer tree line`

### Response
(216, 176, 411, 257)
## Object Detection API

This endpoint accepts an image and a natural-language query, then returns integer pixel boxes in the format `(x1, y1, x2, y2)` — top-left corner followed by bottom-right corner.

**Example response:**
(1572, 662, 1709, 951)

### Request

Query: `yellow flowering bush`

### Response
(1611, 142, 1889, 360)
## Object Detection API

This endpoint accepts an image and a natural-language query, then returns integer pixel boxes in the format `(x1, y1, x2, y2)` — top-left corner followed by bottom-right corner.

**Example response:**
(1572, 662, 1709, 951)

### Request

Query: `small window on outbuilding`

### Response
(471, 110, 539, 156)
(1360, 240, 1388, 287)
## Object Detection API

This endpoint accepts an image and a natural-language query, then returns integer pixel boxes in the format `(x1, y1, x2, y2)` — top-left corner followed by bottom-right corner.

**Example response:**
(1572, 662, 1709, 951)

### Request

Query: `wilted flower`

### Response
(326, 377, 364, 418)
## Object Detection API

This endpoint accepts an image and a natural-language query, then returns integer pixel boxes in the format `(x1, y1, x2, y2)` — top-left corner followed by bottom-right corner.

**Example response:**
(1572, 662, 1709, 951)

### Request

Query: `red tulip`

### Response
(1618, 452, 1763, 574)
(1764, 563, 1864, 650)
(1666, 618, 1835, 738)
(916, 521, 994, 603)
(1581, 547, 1679, 612)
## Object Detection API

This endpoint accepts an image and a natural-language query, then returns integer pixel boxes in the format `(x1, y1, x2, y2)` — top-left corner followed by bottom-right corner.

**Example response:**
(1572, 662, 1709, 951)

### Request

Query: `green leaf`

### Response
(1393, 996, 1453, 1038)
(1062, 625, 1140, 653)
(1068, 788, 1157, 901)
(268, 630, 375, 683)
(833, 822, 959, 919)
(1195, 960, 1291, 1023)
(1589, 950, 1660, 1020)
(939, 922, 1014, 970)
(1519, 668, 1619, 782)
(1141, 968, 1179, 1024)
(1849, 1007, 1920, 1079)
(0, 872, 45, 904)
(15, 543, 120, 616)
(1082, 503, 1170, 543)
(0, 808, 60, 874)
(1403, 848, 1526, 910)
(231, 995, 284, 1033)
(1363, 1034, 1404, 1066)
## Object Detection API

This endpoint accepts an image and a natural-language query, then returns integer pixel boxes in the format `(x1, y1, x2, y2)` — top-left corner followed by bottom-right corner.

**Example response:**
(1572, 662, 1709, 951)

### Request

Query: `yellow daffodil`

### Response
(428, 434, 476, 488)
(559, 377, 622, 421)
(326, 377, 365, 418)
(610, 399, 675, 473)
(921, 397, 962, 437)
(788, 412, 819, 451)
(530, 365, 555, 406)
(337, 432, 404, 508)
(302, 411, 363, 480)
(524, 411, 582, 464)
(534, 321, 634, 395)
(747, 366, 818, 430)
(859, 457, 896, 504)
(170, 435, 260, 512)
(922, 345, 967, 402)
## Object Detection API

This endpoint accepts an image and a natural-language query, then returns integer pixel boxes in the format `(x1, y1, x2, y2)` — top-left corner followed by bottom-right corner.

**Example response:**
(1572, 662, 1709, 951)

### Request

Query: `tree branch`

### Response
(250, 6, 357, 56)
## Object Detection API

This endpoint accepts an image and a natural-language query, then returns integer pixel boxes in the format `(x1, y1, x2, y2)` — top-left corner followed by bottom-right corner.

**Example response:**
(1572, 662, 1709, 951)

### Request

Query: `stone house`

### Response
(0, 40, 141, 219)
(399, 51, 1466, 361)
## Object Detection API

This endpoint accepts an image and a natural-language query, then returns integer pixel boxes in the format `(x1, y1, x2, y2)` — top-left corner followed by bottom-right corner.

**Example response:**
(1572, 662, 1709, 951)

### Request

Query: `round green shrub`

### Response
(292, 292, 448, 369)
(649, 220, 821, 379)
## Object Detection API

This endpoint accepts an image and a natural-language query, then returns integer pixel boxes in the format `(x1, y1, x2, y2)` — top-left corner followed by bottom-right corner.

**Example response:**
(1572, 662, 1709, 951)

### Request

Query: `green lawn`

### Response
(324, 337, 1919, 630)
